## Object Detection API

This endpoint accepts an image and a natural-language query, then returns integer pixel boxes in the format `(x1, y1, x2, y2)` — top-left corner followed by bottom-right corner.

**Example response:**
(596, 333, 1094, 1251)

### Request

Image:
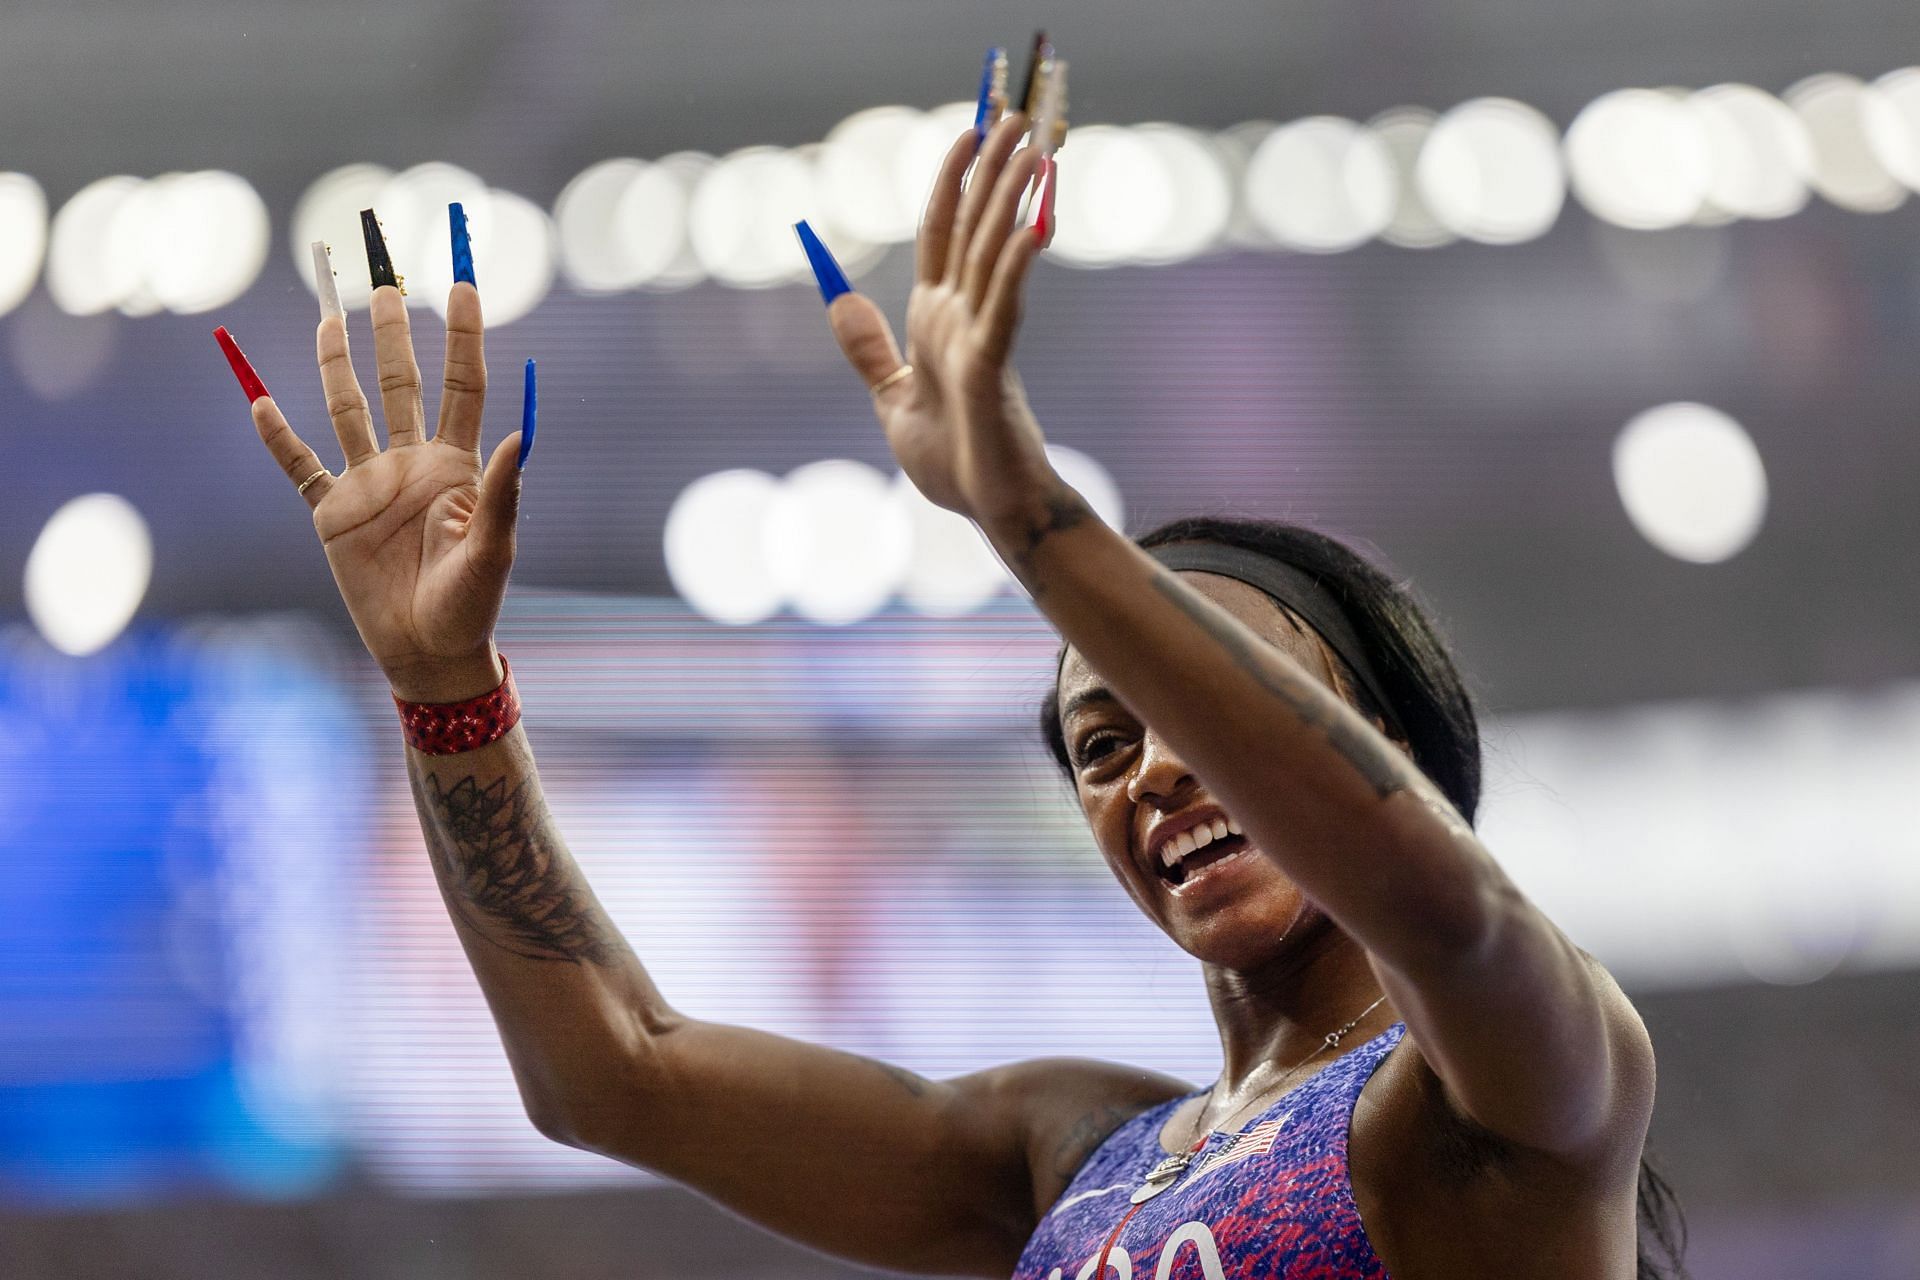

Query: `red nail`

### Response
(214, 326, 270, 402)
(1033, 157, 1059, 246)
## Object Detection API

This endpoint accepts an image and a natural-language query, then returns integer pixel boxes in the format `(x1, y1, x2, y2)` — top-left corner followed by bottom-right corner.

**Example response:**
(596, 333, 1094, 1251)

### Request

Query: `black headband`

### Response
(1148, 542, 1406, 740)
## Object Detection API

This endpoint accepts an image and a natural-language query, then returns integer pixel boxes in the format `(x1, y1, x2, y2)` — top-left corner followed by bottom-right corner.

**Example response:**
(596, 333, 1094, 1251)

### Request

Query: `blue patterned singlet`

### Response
(1011, 1024, 1406, 1280)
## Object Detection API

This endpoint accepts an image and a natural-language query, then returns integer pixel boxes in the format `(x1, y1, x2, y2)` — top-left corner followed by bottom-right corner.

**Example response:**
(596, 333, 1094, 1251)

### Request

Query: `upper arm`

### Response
(550, 1016, 1183, 1277)
(1367, 797, 1656, 1161)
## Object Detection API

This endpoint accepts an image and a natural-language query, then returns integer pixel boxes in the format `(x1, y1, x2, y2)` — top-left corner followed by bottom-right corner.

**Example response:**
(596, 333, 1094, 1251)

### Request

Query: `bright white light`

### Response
(764, 460, 912, 625)
(465, 189, 555, 326)
(1689, 84, 1814, 220)
(1416, 98, 1565, 244)
(1565, 89, 1713, 230)
(0, 173, 48, 318)
(127, 170, 270, 314)
(634, 152, 713, 292)
(1132, 125, 1234, 263)
(24, 493, 153, 656)
(1613, 402, 1767, 564)
(1046, 444, 1124, 531)
(290, 164, 394, 311)
(692, 147, 828, 288)
(46, 176, 143, 315)
(820, 106, 928, 244)
(1866, 67, 1920, 192)
(1243, 116, 1394, 253)
(554, 158, 652, 292)
(1786, 74, 1908, 213)
(1369, 109, 1455, 249)
(893, 474, 1006, 617)
(892, 101, 978, 244)
(664, 470, 784, 625)
(1047, 125, 1176, 266)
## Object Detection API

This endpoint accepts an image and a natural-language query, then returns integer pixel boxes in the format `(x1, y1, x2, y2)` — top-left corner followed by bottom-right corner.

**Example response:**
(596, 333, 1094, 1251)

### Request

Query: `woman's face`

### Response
(1054, 570, 1361, 971)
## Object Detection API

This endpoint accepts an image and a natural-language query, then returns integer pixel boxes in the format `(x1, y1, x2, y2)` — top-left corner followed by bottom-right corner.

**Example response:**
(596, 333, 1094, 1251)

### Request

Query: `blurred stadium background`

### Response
(5, 1, 1920, 1276)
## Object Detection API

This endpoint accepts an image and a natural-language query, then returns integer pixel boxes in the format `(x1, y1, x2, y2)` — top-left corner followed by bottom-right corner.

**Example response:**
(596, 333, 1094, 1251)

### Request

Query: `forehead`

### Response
(1055, 570, 1326, 709)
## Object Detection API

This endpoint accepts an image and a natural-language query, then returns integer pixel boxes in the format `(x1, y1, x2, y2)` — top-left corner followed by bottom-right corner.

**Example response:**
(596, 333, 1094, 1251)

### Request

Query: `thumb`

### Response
(827, 293, 909, 392)
(469, 433, 523, 574)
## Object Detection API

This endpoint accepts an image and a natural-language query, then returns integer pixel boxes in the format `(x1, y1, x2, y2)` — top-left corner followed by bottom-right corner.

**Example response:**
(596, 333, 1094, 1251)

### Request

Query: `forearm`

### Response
(984, 484, 1504, 966)
(405, 720, 679, 1138)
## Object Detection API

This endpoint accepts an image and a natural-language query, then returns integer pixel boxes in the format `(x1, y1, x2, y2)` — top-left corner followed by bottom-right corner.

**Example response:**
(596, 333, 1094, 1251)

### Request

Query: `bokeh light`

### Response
(693, 146, 838, 288)
(1132, 125, 1234, 263)
(819, 106, 927, 245)
(1369, 109, 1456, 249)
(1786, 73, 1908, 213)
(1565, 89, 1713, 230)
(663, 469, 784, 625)
(1689, 84, 1815, 220)
(290, 163, 395, 311)
(893, 474, 1008, 617)
(763, 460, 912, 625)
(1416, 98, 1566, 244)
(46, 176, 144, 315)
(0, 172, 49, 319)
(555, 158, 690, 293)
(24, 493, 154, 656)
(1865, 67, 1920, 193)
(1243, 117, 1394, 253)
(1046, 125, 1177, 266)
(1613, 401, 1768, 564)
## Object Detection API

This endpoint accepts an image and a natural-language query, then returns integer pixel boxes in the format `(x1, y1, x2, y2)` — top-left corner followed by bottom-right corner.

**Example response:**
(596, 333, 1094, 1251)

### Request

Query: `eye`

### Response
(1073, 729, 1133, 772)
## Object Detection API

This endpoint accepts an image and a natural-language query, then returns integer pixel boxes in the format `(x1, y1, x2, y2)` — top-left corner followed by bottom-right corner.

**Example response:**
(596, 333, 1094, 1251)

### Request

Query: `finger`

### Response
(962, 146, 1044, 310)
(467, 432, 524, 578)
(945, 113, 1029, 284)
(250, 396, 335, 509)
(369, 285, 427, 447)
(435, 282, 488, 451)
(316, 315, 380, 466)
(977, 219, 1045, 368)
(826, 292, 912, 401)
(915, 128, 980, 287)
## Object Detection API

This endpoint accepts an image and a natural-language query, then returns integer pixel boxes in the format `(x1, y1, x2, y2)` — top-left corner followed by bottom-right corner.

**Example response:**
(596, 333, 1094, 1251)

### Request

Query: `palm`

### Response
(248, 282, 524, 699)
(316, 442, 498, 673)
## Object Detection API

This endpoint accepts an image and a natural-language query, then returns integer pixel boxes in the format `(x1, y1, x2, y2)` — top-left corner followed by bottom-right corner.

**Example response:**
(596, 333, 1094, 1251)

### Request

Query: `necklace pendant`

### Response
(1130, 1152, 1193, 1204)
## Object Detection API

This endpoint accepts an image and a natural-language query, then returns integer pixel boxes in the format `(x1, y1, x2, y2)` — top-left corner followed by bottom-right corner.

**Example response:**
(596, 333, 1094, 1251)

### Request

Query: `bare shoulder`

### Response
(959, 1057, 1193, 1221)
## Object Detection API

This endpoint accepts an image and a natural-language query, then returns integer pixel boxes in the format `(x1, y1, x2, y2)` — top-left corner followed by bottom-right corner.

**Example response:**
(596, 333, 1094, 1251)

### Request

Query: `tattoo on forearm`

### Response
(413, 769, 632, 966)
(1009, 484, 1095, 583)
(1150, 568, 1408, 800)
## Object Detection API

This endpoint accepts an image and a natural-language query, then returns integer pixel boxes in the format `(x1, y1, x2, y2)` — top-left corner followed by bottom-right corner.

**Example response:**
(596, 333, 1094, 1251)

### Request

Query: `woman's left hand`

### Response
(821, 114, 1062, 527)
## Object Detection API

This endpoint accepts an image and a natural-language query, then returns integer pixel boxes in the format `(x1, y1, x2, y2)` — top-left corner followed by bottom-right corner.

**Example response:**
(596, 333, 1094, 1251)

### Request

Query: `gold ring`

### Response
(870, 364, 913, 395)
(296, 468, 331, 495)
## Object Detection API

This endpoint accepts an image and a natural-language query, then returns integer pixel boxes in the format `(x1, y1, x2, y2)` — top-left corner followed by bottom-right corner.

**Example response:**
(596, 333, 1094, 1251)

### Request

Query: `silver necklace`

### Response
(1130, 994, 1388, 1205)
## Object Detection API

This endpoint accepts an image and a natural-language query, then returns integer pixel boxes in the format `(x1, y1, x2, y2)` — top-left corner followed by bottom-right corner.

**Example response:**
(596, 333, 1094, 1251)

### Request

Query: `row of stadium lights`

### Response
(4, 70, 1920, 325)
(22, 397, 1763, 652)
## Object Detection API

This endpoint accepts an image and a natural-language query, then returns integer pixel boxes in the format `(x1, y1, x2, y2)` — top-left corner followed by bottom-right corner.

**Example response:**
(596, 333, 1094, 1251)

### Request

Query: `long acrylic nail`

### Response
(214, 326, 271, 402)
(1018, 29, 1051, 115)
(310, 240, 344, 321)
(794, 220, 852, 304)
(361, 208, 402, 291)
(1033, 157, 1059, 246)
(450, 202, 476, 286)
(973, 46, 1007, 149)
(518, 358, 537, 469)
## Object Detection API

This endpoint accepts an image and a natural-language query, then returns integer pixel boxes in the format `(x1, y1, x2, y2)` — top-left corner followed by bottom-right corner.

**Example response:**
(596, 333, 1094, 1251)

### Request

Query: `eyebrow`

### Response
(1058, 687, 1121, 723)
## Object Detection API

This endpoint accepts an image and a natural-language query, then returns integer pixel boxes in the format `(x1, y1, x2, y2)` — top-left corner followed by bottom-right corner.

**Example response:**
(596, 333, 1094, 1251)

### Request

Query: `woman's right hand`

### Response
(248, 282, 526, 702)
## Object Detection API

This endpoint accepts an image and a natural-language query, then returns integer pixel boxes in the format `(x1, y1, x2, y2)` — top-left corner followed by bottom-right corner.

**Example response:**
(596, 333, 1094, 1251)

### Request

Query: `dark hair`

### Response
(1036, 514, 1687, 1280)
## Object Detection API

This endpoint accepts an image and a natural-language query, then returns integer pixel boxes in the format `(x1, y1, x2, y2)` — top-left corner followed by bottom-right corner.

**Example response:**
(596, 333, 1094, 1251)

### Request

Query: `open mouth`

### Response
(1157, 832, 1251, 888)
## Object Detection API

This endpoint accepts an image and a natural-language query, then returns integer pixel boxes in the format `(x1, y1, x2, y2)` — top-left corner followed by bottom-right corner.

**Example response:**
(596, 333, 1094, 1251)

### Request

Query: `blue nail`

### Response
(973, 46, 1005, 148)
(518, 358, 537, 469)
(794, 220, 852, 305)
(450, 203, 476, 286)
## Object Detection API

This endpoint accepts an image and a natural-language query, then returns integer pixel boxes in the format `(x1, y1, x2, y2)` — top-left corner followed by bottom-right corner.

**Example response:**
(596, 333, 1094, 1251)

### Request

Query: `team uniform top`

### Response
(1012, 1024, 1406, 1279)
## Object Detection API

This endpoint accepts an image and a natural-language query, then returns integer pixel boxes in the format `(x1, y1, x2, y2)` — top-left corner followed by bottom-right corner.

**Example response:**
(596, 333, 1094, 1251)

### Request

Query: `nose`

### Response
(1126, 730, 1196, 807)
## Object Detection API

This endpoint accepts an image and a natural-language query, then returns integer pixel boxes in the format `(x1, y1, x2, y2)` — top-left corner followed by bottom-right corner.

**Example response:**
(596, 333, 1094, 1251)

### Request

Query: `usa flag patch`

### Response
(1183, 1113, 1292, 1189)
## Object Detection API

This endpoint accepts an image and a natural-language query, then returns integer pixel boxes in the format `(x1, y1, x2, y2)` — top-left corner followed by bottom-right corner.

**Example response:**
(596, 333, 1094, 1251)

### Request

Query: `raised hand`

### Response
(220, 220, 528, 703)
(809, 113, 1063, 528)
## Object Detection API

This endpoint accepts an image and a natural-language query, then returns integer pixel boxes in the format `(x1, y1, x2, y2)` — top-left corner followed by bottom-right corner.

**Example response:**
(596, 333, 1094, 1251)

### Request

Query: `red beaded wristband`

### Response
(393, 656, 522, 755)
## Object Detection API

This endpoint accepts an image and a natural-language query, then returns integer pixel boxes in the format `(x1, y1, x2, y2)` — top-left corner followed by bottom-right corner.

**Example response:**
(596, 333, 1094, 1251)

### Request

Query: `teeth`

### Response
(1173, 830, 1198, 858)
(1209, 818, 1230, 842)
(1161, 841, 1181, 869)
(1226, 818, 1243, 836)
(1190, 824, 1215, 851)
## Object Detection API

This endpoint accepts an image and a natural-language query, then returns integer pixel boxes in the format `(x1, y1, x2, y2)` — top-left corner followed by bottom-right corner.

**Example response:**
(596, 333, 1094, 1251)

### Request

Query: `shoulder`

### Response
(958, 1057, 1192, 1220)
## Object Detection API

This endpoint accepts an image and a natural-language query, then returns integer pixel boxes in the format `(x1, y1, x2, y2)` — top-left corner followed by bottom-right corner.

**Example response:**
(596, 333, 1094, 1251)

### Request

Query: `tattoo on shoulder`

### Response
(1149, 568, 1409, 800)
(413, 768, 631, 967)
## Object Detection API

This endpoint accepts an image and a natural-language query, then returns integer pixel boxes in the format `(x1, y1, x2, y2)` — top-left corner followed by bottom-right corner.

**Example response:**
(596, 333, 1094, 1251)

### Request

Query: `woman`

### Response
(225, 108, 1681, 1277)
